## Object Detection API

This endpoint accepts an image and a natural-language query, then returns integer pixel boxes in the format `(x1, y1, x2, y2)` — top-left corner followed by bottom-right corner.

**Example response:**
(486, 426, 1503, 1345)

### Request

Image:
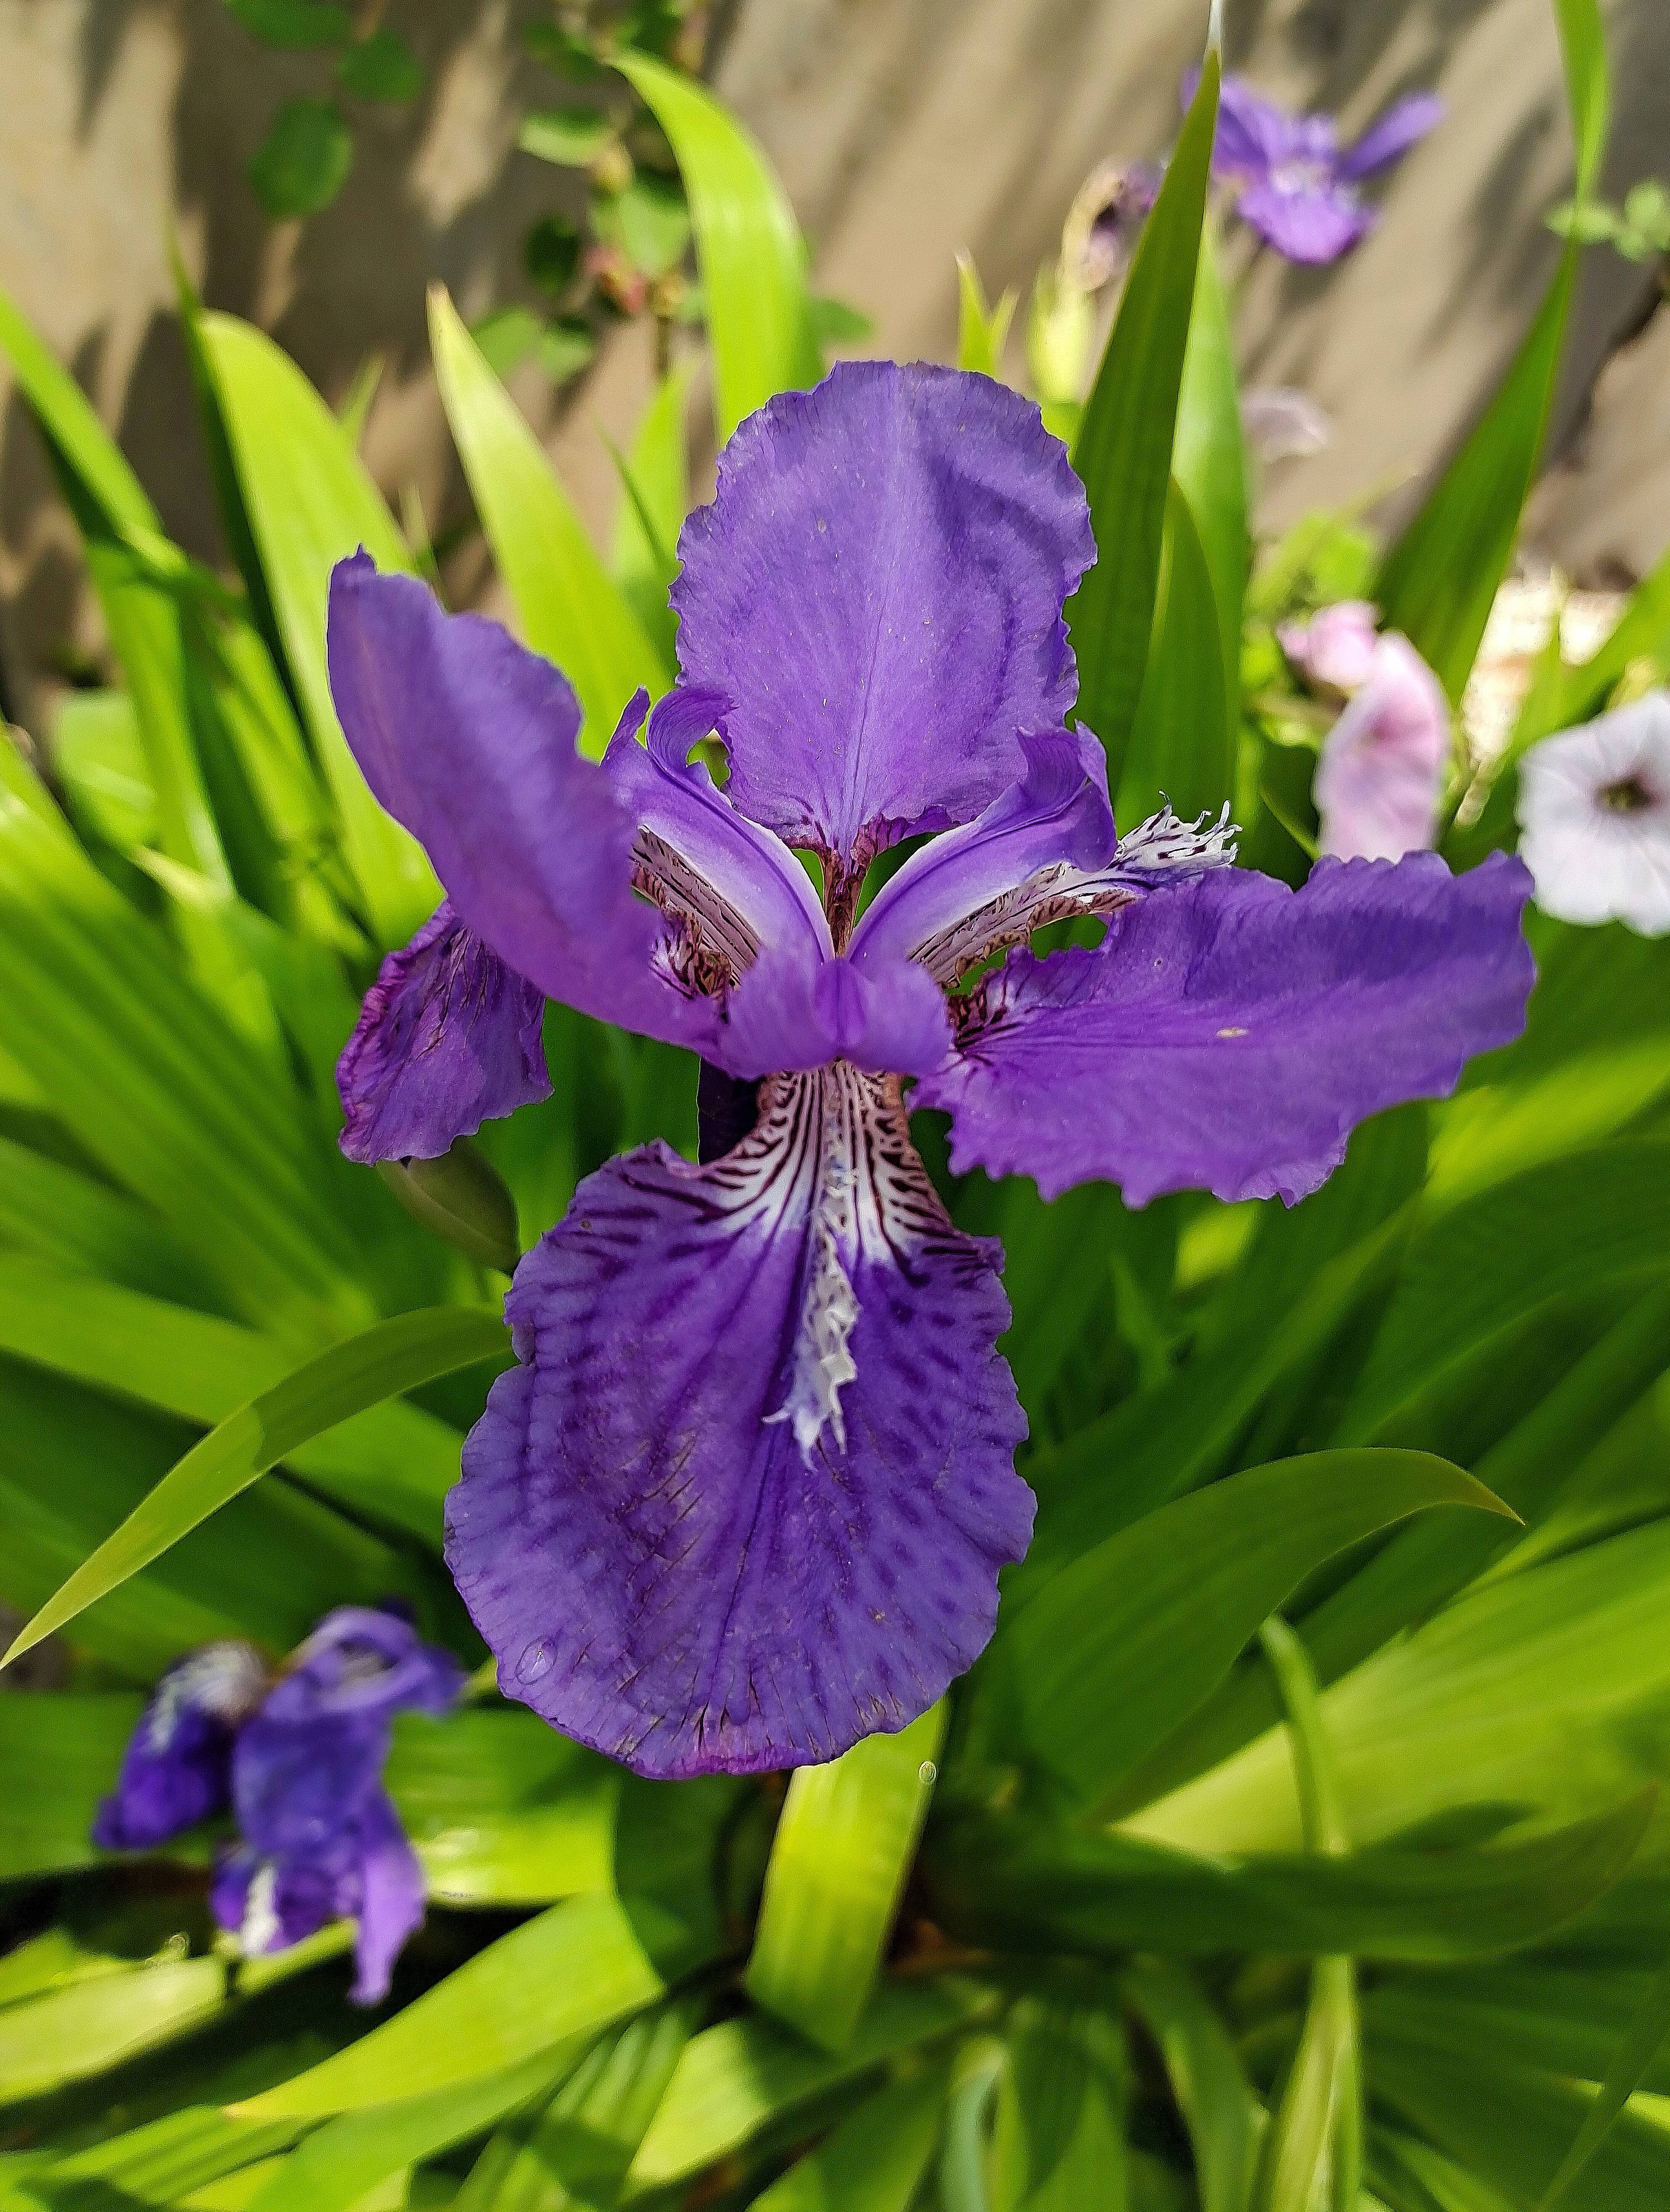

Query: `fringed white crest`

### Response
(147, 1640, 266, 1752)
(717, 1064, 946, 1466)
(1112, 800, 1239, 875)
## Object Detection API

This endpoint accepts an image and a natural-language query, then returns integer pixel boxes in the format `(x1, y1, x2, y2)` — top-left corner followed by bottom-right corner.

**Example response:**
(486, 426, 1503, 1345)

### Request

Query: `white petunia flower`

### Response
(1517, 692, 1670, 936)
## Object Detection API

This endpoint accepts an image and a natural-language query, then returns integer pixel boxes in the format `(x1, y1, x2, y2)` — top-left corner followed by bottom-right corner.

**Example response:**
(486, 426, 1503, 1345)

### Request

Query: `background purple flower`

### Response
(1192, 72, 1443, 263)
(215, 1607, 464, 2004)
(93, 1609, 461, 2006)
(92, 1641, 265, 1852)
(329, 361, 1534, 1783)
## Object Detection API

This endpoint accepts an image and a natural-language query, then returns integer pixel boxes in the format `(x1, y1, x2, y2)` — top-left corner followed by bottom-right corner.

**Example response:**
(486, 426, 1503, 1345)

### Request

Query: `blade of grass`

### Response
(1066, 52, 1219, 783)
(1, 1304, 506, 1665)
(615, 52, 822, 440)
(429, 285, 670, 751)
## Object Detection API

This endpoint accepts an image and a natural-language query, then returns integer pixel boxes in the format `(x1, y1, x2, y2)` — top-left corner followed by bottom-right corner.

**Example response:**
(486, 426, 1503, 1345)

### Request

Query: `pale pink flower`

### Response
(1280, 600, 1381, 695)
(1313, 634, 1451, 862)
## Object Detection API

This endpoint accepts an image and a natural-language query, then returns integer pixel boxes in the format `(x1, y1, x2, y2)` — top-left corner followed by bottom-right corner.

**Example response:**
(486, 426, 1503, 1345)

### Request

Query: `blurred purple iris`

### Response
(1194, 72, 1443, 263)
(94, 1608, 462, 2005)
(328, 361, 1532, 1784)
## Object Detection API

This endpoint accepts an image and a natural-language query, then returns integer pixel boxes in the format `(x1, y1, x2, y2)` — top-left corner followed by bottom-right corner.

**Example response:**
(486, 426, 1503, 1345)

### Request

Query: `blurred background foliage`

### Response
(0, 1, 1669, 2209)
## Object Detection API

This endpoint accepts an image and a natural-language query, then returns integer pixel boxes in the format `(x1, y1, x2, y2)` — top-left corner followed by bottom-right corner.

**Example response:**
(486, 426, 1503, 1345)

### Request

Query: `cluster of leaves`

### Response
(2, 3, 1670, 2208)
(1548, 179, 1670, 264)
(226, 0, 428, 220)
(228, 0, 726, 392)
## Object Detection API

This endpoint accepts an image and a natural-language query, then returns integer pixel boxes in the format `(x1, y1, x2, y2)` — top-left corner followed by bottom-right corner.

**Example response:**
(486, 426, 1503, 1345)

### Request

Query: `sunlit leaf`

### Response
(994, 1449, 1507, 1809)
(236, 1894, 670, 2115)
(1377, 0, 1609, 700)
(1115, 476, 1233, 828)
(629, 1981, 992, 2192)
(615, 52, 822, 439)
(930, 1796, 1653, 1963)
(193, 311, 436, 947)
(429, 285, 668, 750)
(955, 253, 1018, 380)
(746, 1703, 944, 2053)
(1, 1304, 505, 1665)
(1067, 54, 1219, 781)
(0, 1957, 226, 2105)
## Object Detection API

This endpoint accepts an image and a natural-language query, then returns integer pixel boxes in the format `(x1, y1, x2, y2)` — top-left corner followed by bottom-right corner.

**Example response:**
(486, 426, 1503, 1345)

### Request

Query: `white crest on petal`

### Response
(1518, 693, 1670, 938)
(1109, 800, 1239, 875)
(147, 1640, 267, 1752)
(714, 1065, 947, 1467)
(766, 1204, 860, 1461)
(240, 1860, 281, 1958)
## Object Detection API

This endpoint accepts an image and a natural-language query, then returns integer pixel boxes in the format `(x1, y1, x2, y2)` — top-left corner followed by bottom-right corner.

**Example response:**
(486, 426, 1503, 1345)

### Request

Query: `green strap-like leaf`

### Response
(1252, 1623, 1361, 2212)
(752, 2065, 950, 2212)
(0, 1958, 228, 2107)
(629, 1980, 991, 2193)
(927, 1794, 1652, 1964)
(1066, 54, 1219, 781)
(992, 1448, 1509, 1809)
(243, 2043, 582, 2212)
(235, 1892, 669, 2116)
(0, 1252, 470, 1541)
(746, 1701, 945, 2053)
(0, 746, 364, 1332)
(1173, 227, 1247, 736)
(1538, 1949, 1670, 2209)
(1339, 1140, 1670, 1443)
(1115, 476, 1233, 828)
(955, 253, 1018, 380)
(1, 1304, 506, 1667)
(611, 361, 695, 668)
(455, 2002, 695, 2210)
(616, 52, 822, 441)
(430, 285, 670, 753)
(1124, 1961, 1262, 2212)
(0, 281, 153, 531)
(0, 281, 238, 908)
(1376, 0, 1609, 701)
(193, 310, 437, 948)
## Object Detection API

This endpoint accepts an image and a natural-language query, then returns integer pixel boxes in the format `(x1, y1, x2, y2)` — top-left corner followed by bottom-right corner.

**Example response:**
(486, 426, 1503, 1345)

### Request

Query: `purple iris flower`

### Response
(327, 360, 1533, 1784)
(1192, 71, 1443, 263)
(95, 1609, 462, 2006)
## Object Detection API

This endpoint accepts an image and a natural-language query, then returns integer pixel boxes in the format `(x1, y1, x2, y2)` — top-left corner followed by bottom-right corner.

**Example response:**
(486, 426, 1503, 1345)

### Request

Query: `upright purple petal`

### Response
(337, 899, 550, 1165)
(671, 363, 1094, 878)
(93, 1642, 266, 1852)
(446, 1065, 1032, 1778)
(266, 1607, 466, 1726)
(328, 556, 719, 1060)
(605, 687, 834, 976)
(1238, 179, 1374, 263)
(1314, 635, 1451, 862)
(847, 730, 1114, 982)
(916, 853, 1534, 1207)
(1338, 92, 1444, 180)
(1204, 73, 1307, 179)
